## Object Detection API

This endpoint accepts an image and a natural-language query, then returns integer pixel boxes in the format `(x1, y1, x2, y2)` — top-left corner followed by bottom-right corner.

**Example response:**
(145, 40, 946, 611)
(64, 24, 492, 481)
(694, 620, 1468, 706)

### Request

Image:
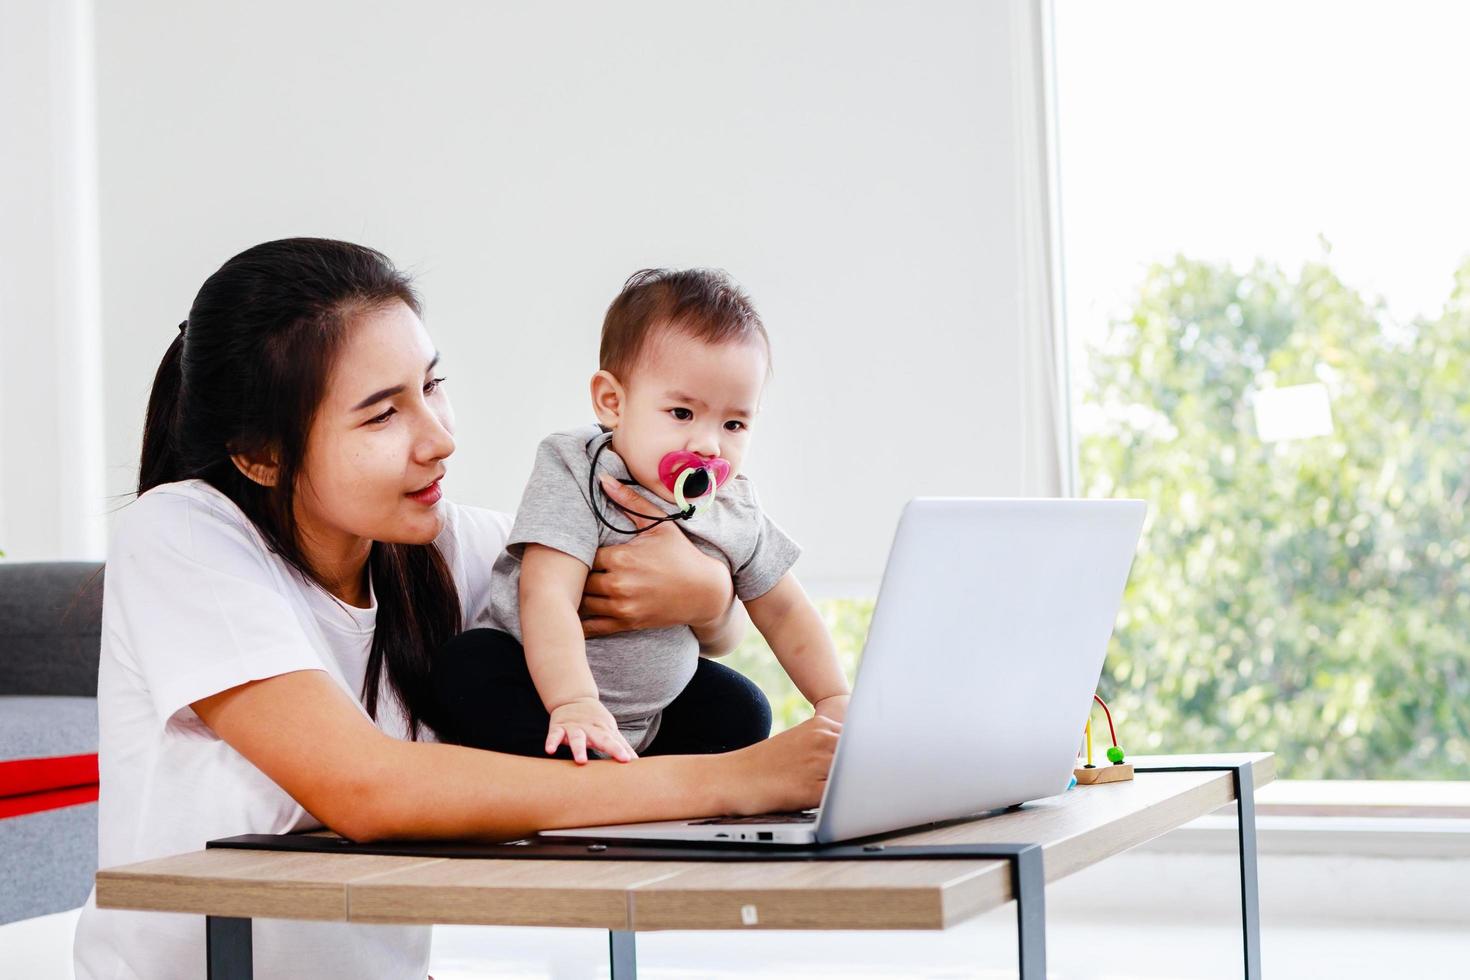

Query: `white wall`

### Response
(85, 0, 1059, 592)
(0, 0, 106, 560)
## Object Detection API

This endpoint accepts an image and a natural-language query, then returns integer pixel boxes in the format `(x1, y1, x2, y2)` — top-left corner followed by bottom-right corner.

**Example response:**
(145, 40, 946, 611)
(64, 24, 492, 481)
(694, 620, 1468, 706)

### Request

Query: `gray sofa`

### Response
(0, 561, 104, 924)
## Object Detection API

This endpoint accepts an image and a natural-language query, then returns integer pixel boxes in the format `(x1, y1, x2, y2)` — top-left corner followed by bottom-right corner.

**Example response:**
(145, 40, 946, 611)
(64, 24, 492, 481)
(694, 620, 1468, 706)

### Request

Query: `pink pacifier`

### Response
(658, 451, 731, 514)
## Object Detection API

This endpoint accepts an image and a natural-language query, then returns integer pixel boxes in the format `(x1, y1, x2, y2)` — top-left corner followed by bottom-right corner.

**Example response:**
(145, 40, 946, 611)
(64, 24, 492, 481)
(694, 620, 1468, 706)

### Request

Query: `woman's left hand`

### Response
(580, 474, 735, 638)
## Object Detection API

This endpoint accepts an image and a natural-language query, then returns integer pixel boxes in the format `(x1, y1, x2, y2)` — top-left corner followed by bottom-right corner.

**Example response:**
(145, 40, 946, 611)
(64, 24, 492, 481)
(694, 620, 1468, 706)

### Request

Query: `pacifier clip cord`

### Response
(587, 438, 701, 537)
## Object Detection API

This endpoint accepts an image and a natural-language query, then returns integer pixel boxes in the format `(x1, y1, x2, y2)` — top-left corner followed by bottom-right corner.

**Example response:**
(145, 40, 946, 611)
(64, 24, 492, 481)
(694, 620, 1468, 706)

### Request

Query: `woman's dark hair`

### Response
(140, 237, 459, 739)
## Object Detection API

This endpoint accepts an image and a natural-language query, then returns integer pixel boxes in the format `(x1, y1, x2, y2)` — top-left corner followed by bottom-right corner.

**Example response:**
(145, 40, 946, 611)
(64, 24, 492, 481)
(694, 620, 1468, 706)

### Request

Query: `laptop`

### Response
(540, 497, 1147, 846)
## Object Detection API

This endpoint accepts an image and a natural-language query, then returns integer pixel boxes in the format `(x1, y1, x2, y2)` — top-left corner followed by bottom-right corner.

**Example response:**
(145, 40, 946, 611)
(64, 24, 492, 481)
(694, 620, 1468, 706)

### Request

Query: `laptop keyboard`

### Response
(689, 810, 819, 826)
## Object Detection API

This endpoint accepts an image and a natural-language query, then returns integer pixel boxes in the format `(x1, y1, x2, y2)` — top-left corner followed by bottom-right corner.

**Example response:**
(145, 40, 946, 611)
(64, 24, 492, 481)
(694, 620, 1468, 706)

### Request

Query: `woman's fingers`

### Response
(579, 577, 612, 599)
(585, 540, 629, 580)
(598, 474, 659, 531)
(577, 594, 620, 618)
(583, 555, 617, 585)
(579, 616, 621, 639)
(579, 592, 644, 635)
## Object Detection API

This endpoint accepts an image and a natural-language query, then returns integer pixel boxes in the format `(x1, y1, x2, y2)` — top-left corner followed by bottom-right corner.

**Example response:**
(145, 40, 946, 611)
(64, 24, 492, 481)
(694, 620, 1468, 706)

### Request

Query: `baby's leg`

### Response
(429, 627, 573, 759)
(642, 658, 772, 756)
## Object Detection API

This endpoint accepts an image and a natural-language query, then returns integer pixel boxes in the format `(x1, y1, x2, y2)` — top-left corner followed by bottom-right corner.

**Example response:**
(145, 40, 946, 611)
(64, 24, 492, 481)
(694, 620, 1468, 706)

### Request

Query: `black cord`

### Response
(586, 435, 695, 537)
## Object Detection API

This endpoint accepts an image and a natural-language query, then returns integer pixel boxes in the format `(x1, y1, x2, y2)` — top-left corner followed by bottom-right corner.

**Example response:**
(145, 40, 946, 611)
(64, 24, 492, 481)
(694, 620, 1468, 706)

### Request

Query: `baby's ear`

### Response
(589, 370, 625, 428)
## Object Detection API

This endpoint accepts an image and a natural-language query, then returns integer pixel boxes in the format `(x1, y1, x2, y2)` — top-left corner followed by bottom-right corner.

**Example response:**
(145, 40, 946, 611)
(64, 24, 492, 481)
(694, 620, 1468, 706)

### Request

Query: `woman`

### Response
(72, 238, 839, 980)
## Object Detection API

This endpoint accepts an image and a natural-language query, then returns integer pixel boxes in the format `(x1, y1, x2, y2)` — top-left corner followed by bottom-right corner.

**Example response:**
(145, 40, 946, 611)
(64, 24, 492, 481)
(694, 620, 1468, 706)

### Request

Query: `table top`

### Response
(95, 752, 1273, 932)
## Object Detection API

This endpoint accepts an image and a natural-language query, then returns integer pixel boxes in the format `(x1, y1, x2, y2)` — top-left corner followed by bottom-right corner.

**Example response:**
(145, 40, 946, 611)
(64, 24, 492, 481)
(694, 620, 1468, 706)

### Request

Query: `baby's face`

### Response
(597, 328, 767, 504)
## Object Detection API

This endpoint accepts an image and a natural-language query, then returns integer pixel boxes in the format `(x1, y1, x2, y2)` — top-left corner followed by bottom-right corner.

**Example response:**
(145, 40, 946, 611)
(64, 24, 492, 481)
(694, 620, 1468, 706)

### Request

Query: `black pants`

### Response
(430, 628, 772, 758)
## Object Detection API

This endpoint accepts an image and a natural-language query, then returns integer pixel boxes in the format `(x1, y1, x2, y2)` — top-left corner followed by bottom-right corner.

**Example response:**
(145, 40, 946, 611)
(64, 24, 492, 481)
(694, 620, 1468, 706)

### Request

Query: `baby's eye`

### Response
(724, 420, 746, 432)
(670, 407, 693, 421)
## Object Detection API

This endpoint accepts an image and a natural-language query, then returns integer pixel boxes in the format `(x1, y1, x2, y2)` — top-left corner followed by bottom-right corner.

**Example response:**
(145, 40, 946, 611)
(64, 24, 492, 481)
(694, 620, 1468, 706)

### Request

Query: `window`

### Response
(1053, 0, 1470, 778)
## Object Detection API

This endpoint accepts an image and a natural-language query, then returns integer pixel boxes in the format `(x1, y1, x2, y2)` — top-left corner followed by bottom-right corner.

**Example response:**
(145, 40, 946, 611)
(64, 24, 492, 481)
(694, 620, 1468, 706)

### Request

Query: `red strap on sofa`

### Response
(0, 753, 99, 818)
(0, 783, 99, 819)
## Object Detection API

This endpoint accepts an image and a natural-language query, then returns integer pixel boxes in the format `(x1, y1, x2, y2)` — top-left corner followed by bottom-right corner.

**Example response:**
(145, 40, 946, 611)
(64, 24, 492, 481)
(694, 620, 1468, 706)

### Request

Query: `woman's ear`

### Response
(229, 447, 280, 487)
(590, 370, 626, 428)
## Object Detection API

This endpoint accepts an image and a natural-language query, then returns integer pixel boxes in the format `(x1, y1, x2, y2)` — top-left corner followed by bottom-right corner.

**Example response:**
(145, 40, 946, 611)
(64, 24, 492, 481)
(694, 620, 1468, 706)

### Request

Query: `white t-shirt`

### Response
(72, 480, 511, 980)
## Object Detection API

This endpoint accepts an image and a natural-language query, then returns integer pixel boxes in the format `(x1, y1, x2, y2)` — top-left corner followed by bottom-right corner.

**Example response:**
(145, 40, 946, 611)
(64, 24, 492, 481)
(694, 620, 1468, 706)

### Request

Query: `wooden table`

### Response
(95, 753, 1272, 979)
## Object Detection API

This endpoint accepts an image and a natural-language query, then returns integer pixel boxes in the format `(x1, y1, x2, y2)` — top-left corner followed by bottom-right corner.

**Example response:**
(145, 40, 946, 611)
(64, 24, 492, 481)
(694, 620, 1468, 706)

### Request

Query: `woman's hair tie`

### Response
(177, 319, 188, 334)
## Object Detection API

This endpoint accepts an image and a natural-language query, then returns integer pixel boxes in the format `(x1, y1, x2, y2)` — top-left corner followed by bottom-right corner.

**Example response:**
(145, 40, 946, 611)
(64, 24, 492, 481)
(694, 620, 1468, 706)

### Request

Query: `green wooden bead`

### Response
(1107, 745, 1125, 764)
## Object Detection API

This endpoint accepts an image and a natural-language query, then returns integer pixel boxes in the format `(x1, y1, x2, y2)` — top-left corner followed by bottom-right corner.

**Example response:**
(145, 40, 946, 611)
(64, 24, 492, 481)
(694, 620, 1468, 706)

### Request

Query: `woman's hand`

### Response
(717, 715, 842, 815)
(580, 474, 735, 639)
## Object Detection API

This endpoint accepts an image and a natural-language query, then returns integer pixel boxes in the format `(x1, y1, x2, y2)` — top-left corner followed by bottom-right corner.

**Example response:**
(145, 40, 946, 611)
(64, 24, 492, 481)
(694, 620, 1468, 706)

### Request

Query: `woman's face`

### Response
(295, 300, 456, 560)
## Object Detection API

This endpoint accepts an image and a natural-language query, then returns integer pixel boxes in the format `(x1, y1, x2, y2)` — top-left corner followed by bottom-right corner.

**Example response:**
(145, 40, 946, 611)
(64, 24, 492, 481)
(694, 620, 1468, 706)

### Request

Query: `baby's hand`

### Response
(546, 697, 638, 764)
(813, 694, 850, 724)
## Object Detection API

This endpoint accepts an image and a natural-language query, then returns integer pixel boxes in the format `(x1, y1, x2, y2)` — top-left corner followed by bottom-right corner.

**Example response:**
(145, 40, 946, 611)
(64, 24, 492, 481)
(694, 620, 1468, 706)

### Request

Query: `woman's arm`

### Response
(192, 670, 838, 843)
(578, 475, 741, 653)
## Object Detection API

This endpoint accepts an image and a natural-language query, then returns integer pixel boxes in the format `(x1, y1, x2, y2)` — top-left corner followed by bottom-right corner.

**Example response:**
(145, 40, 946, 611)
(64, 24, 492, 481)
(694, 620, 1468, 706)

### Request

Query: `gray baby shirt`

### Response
(480, 425, 802, 751)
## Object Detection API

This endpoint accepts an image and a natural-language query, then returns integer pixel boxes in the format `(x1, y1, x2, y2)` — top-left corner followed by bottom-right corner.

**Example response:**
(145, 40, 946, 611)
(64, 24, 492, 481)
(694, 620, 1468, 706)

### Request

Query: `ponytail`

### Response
(138, 327, 187, 494)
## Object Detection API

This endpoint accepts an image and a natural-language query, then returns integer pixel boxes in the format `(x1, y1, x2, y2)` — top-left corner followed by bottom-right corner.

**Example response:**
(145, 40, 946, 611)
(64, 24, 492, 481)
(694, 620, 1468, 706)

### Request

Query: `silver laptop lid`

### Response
(814, 498, 1146, 843)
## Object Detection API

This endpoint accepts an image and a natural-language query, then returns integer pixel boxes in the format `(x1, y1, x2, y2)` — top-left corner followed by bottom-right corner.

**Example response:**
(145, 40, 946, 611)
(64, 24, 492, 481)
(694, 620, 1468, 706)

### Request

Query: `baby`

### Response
(479, 268, 850, 763)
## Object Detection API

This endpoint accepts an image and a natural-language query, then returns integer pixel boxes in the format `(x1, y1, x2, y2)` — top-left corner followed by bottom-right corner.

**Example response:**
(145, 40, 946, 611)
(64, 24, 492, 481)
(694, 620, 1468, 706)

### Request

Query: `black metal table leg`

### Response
(1011, 843, 1048, 978)
(206, 915, 252, 980)
(1232, 761, 1262, 980)
(1135, 760, 1263, 979)
(609, 929, 637, 979)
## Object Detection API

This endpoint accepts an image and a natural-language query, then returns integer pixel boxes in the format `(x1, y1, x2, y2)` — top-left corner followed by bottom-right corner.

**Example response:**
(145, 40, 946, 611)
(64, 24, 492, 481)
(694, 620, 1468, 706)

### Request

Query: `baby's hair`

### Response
(600, 268, 770, 380)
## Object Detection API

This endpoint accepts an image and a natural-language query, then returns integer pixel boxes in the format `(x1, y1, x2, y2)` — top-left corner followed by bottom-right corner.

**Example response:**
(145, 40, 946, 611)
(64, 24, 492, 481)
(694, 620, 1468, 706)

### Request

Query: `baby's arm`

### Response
(520, 544, 637, 763)
(744, 572, 851, 722)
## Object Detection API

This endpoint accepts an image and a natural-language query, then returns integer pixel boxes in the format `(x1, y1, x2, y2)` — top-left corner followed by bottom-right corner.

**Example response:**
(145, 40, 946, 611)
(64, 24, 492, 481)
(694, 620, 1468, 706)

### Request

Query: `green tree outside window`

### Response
(731, 254, 1470, 780)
